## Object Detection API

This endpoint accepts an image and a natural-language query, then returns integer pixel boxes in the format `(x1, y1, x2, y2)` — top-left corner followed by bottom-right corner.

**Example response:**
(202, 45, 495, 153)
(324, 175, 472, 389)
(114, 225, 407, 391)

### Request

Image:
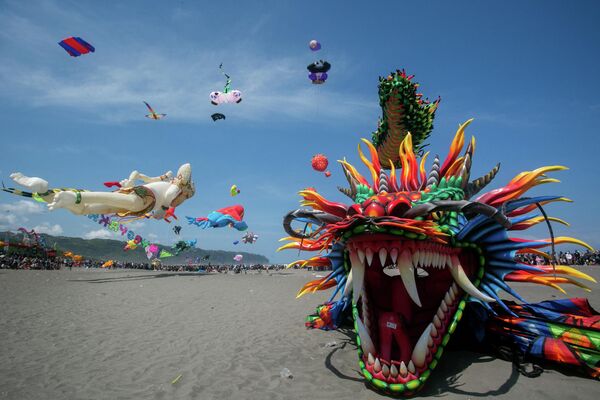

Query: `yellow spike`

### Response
(535, 178, 561, 185)
(286, 260, 305, 269)
(552, 237, 594, 251)
(557, 197, 573, 203)
(358, 139, 379, 187)
(549, 266, 597, 283)
(338, 158, 369, 186)
(525, 216, 570, 227)
(551, 284, 568, 295)
(277, 242, 301, 252)
(419, 151, 429, 186)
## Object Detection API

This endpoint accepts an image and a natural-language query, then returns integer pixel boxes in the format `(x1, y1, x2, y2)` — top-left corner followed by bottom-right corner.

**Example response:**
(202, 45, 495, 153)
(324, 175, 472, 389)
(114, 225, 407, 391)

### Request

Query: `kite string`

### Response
(534, 202, 557, 279)
(219, 63, 231, 93)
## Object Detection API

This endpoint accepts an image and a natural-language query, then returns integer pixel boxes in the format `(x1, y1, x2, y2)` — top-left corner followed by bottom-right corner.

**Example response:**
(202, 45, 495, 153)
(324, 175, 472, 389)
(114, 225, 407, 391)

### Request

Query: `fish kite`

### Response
(143, 101, 166, 120)
(186, 205, 248, 231)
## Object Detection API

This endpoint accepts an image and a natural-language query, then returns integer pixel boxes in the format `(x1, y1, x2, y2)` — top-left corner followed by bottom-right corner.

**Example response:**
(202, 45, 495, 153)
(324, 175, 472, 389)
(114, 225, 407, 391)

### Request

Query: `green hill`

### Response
(1, 231, 269, 264)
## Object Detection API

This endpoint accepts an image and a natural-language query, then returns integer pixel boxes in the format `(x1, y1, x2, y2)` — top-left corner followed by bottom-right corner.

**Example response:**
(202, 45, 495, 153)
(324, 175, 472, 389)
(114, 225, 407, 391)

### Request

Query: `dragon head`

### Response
(280, 120, 593, 395)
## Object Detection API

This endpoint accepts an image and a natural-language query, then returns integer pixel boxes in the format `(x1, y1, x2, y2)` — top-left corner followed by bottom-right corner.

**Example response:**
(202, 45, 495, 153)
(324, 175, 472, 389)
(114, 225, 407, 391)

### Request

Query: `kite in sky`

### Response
(58, 37, 95, 57)
(186, 205, 248, 231)
(143, 101, 166, 120)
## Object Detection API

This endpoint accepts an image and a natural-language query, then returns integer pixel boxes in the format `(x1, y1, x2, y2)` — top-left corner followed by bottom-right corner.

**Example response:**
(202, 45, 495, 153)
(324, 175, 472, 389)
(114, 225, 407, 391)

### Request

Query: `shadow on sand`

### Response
(69, 271, 212, 284)
(322, 328, 522, 398)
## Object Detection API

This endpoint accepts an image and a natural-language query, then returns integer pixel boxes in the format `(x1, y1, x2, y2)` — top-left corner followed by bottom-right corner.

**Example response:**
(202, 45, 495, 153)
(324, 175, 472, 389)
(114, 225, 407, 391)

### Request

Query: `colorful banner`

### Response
(87, 214, 151, 249)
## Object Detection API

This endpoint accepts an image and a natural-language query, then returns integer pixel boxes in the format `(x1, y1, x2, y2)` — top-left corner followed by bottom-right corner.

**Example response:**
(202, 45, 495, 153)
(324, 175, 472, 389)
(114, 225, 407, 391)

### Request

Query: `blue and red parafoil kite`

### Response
(58, 37, 95, 57)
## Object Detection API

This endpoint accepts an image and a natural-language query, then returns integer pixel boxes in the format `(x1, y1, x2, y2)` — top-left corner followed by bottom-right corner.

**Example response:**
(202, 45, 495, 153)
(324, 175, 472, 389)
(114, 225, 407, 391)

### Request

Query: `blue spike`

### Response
(480, 282, 517, 317)
(328, 281, 343, 302)
(476, 229, 511, 244)
(486, 240, 545, 252)
(504, 196, 561, 213)
(470, 297, 497, 315)
(483, 273, 527, 302)
(457, 214, 495, 240)
(465, 223, 504, 242)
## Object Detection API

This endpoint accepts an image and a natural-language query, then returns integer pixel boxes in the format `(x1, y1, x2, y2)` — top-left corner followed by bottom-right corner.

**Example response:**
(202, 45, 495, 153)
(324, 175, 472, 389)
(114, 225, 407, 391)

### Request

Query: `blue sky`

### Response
(1, 0, 599, 263)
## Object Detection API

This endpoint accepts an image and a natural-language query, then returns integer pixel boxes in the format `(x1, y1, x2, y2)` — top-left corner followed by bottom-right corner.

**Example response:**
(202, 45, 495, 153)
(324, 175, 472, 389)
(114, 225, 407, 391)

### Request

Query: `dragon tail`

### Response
(484, 298, 600, 378)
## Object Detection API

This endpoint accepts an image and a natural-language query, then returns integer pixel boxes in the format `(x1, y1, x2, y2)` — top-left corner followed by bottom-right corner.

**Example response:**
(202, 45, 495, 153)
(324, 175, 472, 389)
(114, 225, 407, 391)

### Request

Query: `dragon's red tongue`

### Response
(378, 311, 411, 362)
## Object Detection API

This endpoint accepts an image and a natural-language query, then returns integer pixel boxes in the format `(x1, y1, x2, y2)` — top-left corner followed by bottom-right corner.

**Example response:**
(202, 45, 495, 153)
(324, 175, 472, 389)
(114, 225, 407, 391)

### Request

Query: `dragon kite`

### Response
(280, 70, 599, 396)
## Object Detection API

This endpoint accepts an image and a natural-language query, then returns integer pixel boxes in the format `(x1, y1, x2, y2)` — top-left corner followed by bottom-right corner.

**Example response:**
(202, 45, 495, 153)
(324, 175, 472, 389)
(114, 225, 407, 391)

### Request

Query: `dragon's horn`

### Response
(337, 162, 359, 200)
(459, 137, 475, 189)
(426, 155, 440, 188)
(378, 169, 389, 194)
(464, 163, 501, 199)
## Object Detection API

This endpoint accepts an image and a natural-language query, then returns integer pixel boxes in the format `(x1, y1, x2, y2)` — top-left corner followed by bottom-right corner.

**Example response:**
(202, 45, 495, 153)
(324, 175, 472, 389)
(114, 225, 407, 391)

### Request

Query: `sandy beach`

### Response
(1, 267, 599, 400)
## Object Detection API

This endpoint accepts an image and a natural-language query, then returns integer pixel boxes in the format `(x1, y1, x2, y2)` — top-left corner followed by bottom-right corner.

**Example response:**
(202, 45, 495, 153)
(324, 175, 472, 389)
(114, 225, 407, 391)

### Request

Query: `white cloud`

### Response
(83, 229, 114, 240)
(0, 200, 45, 215)
(0, 213, 17, 229)
(32, 223, 63, 235)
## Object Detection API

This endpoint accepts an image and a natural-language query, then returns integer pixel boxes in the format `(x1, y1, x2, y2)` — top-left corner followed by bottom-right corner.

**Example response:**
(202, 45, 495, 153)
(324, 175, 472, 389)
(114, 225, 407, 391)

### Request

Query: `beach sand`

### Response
(1, 267, 598, 400)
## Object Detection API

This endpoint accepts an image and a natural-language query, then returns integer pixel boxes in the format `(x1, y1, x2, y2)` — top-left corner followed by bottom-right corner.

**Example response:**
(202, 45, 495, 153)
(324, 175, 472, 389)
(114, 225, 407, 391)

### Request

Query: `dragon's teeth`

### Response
(398, 250, 422, 307)
(437, 308, 445, 320)
(357, 249, 365, 264)
(350, 253, 365, 305)
(365, 248, 374, 266)
(378, 248, 387, 266)
(381, 364, 390, 377)
(390, 364, 398, 377)
(357, 317, 375, 356)
(412, 250, 419, 266)
(416, 267, 429, 278)
(440, 299, 448, 313)
(374, 358, 382, 373)
(399, 361, 408, 377)
(451, 282, 459, 296)
(342, 269, 353, 297)
(444, 291, 452, 305)
(449, 255, 494, 302)
(390, 248, 398, 264)
(368, 352, 375, 365)
(433, 314, 442, 328)
(411, 323, 432, 367)
(408, 360, 416, 374)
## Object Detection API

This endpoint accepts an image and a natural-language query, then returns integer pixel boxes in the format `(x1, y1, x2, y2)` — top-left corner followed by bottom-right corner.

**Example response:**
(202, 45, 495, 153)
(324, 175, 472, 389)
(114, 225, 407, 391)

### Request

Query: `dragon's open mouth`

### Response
(347, 234, 487, 393)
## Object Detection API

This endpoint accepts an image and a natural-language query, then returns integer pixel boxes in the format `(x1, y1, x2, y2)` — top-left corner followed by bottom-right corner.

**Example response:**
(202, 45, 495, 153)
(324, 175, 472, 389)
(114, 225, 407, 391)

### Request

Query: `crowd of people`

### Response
(3, 247, 598, 273)
(0, 250, 286, 272)
(515, 250, 600, 266)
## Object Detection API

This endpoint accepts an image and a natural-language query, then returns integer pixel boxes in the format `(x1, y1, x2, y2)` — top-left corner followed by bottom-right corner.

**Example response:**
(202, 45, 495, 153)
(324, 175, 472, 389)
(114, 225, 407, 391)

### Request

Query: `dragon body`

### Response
(371, 70, 439, 168)
(280, 71, 598, 396)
